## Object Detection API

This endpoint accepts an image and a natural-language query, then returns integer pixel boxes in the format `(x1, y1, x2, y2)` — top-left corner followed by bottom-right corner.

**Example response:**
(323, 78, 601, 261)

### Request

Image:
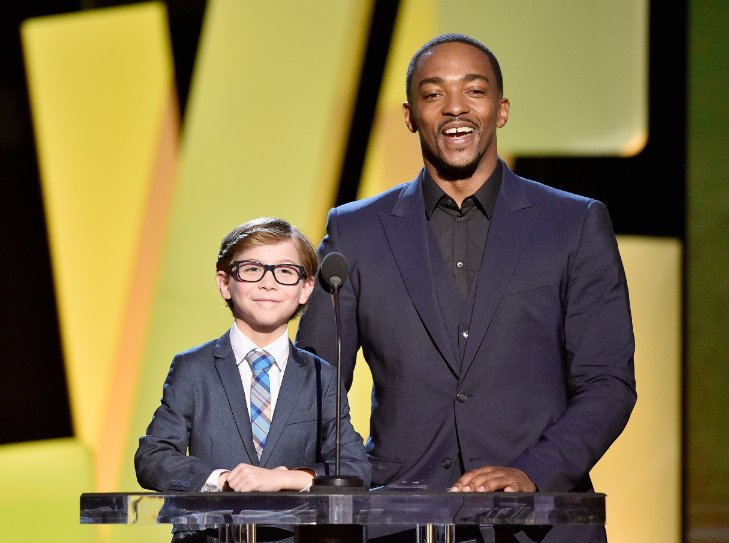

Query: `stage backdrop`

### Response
(2, 1, 685, 542)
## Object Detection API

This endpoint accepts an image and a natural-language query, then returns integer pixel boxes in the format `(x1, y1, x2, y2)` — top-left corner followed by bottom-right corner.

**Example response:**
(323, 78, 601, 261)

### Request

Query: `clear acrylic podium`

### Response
(80, 490, 605, 543)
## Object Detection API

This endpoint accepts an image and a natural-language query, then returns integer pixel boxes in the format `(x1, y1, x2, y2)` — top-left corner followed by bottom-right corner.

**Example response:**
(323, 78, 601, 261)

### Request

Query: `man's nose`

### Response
(442, 92, 469, 117)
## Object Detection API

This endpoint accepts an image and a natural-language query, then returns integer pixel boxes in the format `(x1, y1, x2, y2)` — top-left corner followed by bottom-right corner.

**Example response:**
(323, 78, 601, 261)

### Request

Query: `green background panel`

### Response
(687, 1, 729, 539)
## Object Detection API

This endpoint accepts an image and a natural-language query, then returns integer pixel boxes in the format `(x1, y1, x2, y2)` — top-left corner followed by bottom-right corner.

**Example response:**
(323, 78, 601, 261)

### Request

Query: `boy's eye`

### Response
(241, 263, 262, 273)
(276, 265, 297, 276)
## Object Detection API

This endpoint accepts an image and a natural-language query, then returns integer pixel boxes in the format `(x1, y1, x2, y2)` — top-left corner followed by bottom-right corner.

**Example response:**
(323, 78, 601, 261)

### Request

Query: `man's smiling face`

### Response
(403, 41, 509, 182)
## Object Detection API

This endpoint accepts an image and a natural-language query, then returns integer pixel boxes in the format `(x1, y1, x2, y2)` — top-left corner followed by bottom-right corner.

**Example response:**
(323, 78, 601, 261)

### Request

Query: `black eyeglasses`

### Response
(230, 260, 306, 285)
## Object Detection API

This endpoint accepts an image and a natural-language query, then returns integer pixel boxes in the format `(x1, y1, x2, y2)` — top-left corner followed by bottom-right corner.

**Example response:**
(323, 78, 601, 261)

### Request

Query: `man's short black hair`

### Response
(405, 33, 503, 102)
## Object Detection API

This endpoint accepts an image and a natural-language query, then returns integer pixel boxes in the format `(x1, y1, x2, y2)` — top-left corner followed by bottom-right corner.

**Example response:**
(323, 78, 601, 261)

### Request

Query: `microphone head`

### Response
(319, 252, 349, 292)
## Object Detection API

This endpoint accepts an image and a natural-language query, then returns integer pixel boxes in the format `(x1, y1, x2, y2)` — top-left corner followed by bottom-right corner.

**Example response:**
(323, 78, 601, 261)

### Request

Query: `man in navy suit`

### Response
(136, 217, 370, 541)
(296, 34, 636, 542)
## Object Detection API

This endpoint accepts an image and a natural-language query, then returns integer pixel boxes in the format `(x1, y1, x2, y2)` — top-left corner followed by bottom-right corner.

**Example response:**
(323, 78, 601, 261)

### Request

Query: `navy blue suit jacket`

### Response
(135, 332, 371, 492)
(296, 163, 636, 542)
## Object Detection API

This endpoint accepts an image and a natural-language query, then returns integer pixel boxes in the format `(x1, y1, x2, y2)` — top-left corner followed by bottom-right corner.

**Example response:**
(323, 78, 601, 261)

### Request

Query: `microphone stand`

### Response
(310, 275, 363, 490)
(333, 277, 343, 477)
(298, 276, 366, 543)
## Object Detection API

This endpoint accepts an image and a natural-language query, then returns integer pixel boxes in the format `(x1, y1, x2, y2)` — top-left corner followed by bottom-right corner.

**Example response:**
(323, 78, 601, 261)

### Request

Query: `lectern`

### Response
(81, 490, 605, 543)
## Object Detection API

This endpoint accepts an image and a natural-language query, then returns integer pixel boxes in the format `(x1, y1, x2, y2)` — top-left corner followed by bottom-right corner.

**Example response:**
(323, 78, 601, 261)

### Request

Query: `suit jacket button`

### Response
(456, 392, 467, 403)
(442, 457, 454, 469)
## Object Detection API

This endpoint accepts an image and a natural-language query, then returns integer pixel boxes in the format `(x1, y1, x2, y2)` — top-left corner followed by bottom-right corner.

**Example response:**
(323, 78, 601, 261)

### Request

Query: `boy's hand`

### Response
(222, 464, 313, 491)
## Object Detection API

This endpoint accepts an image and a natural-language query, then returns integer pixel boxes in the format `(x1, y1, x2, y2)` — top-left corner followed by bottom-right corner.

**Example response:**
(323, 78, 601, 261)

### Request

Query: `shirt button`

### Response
(457, 216, 464, 222)
(456, 261, 464, 268)
(442, 457, 454, 469)
(456, 392, 467, 403)
(462, 330, 469, 338)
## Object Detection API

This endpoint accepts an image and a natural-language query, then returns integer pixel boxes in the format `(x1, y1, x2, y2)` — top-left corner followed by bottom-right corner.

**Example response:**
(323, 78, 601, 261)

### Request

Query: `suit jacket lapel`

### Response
(461, 166, 538, 379)
(259, 343, 305, 466)
(213, 334, 259, 465)
(379, 170, 459, 374)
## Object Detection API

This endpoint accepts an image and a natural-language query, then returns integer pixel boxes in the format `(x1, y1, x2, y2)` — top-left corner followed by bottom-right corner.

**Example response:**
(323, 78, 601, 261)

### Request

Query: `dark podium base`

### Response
(298, 475, 366, 542)
(295, 524, 366, 543)
(309, 475, 366, 493)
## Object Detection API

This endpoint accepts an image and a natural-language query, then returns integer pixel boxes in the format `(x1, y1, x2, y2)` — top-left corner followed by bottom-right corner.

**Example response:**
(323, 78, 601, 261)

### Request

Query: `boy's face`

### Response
(216, 240, 314, 342)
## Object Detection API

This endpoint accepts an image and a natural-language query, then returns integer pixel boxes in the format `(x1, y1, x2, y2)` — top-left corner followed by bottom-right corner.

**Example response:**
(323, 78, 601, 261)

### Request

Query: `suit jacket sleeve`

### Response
(296, 207, 360, 392)
(509, 199, 637, 491)
(134, 354, 216, 492)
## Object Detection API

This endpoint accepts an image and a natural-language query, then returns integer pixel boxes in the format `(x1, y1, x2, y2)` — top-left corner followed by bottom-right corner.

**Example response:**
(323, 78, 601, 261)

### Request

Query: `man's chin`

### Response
(434, 160, 480, 181)
(423, 146, 482, 181)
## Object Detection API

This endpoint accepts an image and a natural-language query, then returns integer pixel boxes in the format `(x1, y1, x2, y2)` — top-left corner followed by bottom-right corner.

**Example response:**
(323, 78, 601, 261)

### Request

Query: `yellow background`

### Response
(4, 1, 680, 542)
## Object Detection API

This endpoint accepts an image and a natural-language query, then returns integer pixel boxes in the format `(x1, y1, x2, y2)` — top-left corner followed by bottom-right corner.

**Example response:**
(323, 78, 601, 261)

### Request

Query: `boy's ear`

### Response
(298, 276, 315, 306)
(216, 271, 232, 300)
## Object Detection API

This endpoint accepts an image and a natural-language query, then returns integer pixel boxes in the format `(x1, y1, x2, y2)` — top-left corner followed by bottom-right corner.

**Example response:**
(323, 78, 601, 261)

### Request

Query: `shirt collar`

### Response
(229, 323, 290, 370)
(422, 160, 503, 219)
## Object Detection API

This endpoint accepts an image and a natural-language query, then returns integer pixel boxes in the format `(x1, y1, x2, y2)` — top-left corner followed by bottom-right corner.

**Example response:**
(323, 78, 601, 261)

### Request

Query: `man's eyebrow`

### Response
(463, 73, 490, 84)
(417, 73, 490, 88)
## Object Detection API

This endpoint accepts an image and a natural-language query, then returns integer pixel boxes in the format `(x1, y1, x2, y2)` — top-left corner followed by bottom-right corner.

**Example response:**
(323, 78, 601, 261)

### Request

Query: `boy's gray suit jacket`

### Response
(135, 332, 371, 493)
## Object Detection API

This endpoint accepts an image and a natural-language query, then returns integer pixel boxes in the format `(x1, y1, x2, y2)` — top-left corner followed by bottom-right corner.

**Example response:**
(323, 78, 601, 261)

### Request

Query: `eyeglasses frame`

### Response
(229, 260, 306, 286)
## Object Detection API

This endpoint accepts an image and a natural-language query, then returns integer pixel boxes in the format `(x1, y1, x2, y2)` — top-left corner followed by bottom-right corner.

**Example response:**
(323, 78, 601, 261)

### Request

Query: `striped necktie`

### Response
(245, 348, 274, 459)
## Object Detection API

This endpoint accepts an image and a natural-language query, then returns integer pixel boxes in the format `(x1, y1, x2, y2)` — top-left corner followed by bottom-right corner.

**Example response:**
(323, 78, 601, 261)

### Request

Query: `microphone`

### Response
(309, 252, 364, 496)
(319, 251, 348, 292)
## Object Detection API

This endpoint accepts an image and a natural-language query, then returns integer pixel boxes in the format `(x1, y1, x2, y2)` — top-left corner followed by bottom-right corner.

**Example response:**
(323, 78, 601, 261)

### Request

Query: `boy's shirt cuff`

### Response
(200, 469, 228, 492)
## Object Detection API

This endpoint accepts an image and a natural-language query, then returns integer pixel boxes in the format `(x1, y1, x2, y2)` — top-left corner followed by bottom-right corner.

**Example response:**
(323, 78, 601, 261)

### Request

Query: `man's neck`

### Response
(425, 157, 499, 207)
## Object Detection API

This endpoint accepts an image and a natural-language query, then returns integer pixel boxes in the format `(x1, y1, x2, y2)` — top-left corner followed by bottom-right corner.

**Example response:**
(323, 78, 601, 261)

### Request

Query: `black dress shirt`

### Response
(422, 162, 502, 301)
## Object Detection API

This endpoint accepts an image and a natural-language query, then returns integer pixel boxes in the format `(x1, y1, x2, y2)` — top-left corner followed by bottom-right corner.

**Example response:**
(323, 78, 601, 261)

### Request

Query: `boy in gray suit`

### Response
(135, 217, 369, 500)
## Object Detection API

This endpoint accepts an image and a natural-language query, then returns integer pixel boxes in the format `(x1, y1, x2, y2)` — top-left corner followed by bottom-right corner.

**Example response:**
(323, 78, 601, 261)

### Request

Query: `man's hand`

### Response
(220, 464, 312, 492)
(450, 466, 536, 493)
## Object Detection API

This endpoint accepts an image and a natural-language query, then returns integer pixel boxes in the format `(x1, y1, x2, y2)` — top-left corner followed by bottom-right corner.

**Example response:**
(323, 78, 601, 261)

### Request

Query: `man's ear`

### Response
(215, 271, 232, 301)
(497, 97, 510, 128)
(403, 101, 418, 133)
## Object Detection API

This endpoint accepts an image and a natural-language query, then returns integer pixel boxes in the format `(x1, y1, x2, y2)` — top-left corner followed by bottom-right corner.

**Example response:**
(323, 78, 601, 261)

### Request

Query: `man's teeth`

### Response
(444, 127, 474, 135)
